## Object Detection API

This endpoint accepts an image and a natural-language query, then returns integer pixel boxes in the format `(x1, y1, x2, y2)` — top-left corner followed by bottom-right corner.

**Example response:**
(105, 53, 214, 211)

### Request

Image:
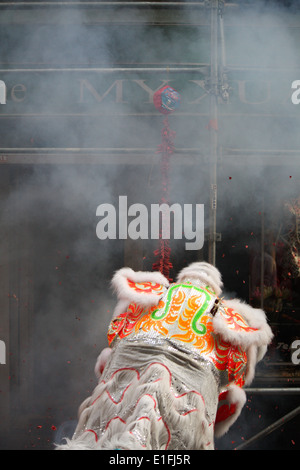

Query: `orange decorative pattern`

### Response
(135, 289, 184, 337)
(127, 279, 166, 296)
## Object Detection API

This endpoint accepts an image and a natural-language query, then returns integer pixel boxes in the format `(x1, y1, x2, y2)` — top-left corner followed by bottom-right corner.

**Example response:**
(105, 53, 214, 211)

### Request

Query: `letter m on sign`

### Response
(0, 81, 6, 104)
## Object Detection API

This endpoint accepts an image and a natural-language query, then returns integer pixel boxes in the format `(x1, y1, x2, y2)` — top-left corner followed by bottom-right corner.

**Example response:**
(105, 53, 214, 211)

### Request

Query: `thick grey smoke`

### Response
(0, 0, 299, 449)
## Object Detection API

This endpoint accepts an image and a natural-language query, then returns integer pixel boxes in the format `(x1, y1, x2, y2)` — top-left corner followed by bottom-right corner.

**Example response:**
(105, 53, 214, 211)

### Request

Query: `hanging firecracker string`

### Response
(157, 117, 176, 200)
(152, 117, 174, 280)
(152, 86, 180, 282)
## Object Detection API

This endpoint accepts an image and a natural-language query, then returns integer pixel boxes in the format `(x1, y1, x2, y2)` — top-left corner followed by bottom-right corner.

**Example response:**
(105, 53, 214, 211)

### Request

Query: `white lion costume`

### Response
(57, 262, 273, 450)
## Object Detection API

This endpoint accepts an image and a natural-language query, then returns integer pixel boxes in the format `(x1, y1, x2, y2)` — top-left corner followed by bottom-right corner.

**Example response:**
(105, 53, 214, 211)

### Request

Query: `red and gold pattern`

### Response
(220, 307, 258, 333)
(127, 279, 166, 296)
(228, 348, 247, 387)
(107, 304, 145, 346)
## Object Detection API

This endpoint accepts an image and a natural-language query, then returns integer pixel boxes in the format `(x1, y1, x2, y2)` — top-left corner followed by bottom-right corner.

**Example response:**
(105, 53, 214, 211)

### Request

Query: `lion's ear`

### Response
(213, 298, 273, 384)
(111, 267, 169, 318)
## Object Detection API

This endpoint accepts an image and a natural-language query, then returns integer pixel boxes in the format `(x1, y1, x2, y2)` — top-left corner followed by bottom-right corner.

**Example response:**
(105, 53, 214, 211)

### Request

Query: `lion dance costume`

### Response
(57, 262, 273, 450)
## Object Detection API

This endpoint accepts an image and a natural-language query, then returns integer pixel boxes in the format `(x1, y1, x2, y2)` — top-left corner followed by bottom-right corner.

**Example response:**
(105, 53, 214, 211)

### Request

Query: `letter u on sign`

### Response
(0, 340, 6, 364)
(0, 81, 6, 104)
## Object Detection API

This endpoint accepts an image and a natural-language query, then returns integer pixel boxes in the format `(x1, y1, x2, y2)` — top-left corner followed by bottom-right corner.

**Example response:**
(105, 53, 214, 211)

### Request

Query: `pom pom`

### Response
(153, 86, 180, 115)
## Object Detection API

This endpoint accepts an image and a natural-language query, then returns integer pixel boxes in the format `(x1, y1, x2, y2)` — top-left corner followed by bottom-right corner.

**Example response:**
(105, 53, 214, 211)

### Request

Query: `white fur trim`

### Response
(213, 299, 273, 351)
(111, 268, 169, 317)
(177, 262, 223, 296)
(94, 347, 112, 379)
(214, 385, 247, 438)
(244, 344, 258, 385)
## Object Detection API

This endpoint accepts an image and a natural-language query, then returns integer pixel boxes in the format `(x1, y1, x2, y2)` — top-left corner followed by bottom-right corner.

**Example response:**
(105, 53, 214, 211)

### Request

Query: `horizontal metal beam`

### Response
(0, 147, 203, 153)
(0, 2, 205, 7)
(0, 147, 298, 166)
(1, 147, 300, 157)
(234, 405, 300, 450)
(245, 388, 300, 394)
(0, 147, 205, 165)
(223, 148, 300, 155)
(0, 2, 236, 8)
(0, 147, 299, 157)
(0, 66, 207, 74)
(1, 65, 300, 74)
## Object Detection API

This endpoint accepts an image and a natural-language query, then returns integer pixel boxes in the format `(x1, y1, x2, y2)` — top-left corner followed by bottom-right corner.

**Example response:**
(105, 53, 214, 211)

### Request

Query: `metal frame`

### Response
(234, 388, 300, 450)
(245, 388, 300, 394)
(0, 66, 207, 73)
(0, 2, 235, 8)
(234, 404, 300, 450)
(208, 0, 218, 265)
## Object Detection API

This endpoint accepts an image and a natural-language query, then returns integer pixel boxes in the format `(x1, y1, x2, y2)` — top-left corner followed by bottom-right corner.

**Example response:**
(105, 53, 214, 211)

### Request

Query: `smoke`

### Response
(0, 0, 299, 449)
